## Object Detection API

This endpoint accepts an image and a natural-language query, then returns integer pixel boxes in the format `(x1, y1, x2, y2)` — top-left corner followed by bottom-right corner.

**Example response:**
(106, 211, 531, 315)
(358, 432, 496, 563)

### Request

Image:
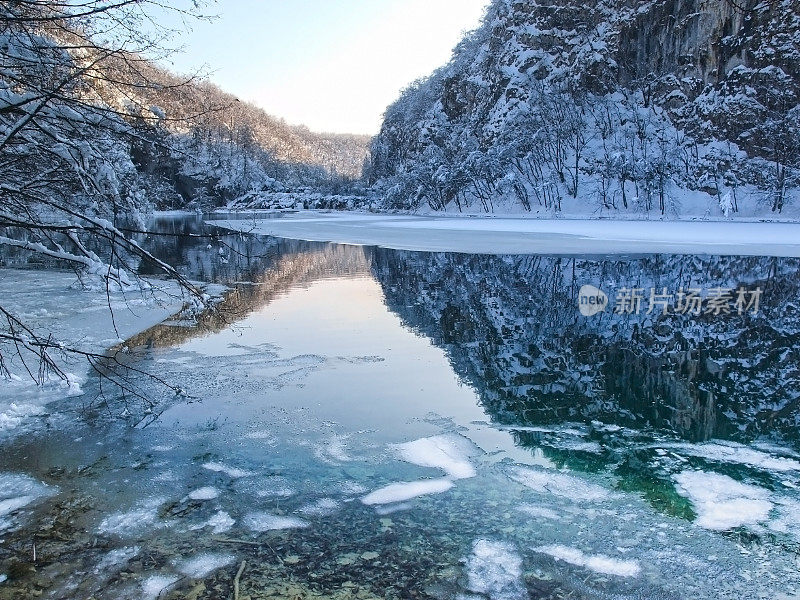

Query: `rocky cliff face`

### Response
(368, 0, 800, 215)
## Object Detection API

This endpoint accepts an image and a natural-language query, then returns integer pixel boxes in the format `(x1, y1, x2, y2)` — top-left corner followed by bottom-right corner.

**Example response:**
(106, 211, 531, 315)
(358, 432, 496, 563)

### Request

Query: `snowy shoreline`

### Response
(208, 211, 800, 257)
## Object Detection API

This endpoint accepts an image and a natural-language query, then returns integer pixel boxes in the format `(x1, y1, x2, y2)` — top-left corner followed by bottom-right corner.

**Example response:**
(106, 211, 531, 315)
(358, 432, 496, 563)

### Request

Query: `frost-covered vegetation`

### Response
(366, 0, 800, 216)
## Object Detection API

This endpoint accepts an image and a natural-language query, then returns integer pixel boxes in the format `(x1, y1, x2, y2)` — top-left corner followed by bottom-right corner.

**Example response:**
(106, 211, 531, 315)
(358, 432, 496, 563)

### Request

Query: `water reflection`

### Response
(139, 216, 800, 445)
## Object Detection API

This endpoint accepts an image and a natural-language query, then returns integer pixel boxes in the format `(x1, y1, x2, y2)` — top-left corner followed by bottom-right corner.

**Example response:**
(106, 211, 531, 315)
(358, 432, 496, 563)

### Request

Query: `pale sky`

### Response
(157, 0, 489, 135)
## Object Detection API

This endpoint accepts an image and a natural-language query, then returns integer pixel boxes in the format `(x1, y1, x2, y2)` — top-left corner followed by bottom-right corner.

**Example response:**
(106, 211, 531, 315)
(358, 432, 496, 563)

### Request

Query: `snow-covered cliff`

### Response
(367, 0, 800, 217)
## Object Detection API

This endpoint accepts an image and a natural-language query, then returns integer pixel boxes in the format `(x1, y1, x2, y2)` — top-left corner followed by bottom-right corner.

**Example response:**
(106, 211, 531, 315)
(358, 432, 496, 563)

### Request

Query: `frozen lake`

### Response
(1, 214, 800, 599)
(210, 211, 800, 257)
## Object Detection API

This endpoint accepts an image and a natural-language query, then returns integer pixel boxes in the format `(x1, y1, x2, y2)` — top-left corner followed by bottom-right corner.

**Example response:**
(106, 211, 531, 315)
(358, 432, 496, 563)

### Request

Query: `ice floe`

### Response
(535, 544, 641, 577)
(662, 441, 800, 472)
(243, 512, 309, 532)
(187, 486, 220, 501)
(673, 470, 773, 531)
(175, 553, 235, 578)
(361, 478, 454, 505)
(464, 539, 527, 600)
(206, 511, 235, 534)
(299, 498, 341, 516)
(0, 473, 56, 531)
(0, 402, 45, 433)
(202, 462, 253, 478)
(508, 466, 612, 502)
(517, 504, 562, 520)
(396, 434, 477, 479)
(141, 574, 178, 600)
(94, 546, 140, 574)
(97, 499, 163, 537)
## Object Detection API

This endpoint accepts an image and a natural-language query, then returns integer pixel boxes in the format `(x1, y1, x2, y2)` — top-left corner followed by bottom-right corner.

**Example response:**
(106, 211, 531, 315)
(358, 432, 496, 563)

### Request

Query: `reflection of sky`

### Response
(176, 276, 487, 441)
(149, 0, 489, 134)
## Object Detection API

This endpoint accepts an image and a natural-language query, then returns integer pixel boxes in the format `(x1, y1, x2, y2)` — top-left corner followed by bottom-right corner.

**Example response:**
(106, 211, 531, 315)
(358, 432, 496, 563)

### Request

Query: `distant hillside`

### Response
(367, 0, 800, 217)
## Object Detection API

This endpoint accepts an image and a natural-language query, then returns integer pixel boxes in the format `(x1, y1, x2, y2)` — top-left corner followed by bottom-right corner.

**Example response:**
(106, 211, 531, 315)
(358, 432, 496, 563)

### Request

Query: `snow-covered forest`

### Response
(366, 0, 800, 217)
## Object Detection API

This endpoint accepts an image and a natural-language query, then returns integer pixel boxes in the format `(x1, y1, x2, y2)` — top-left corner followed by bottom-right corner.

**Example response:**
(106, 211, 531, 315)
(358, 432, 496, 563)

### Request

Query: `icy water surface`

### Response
(2, 214, 800, 599)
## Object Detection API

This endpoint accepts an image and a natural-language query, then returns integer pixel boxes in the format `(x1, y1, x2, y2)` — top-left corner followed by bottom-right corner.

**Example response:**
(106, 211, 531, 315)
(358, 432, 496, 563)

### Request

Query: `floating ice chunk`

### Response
(243, 512, 309, 532)
(141, 574, 179, 600)
(150, 446, 174, 452)
(508, 466, 611, 502)
(663, 441, 800, 472)
(375, 502, 412, 515)
(674, 470, 773, 531)
(188, 487, 220, 501)
(362, 478, 454, 505)
(206, 511, 235, 534)
(299, 498, 340, 517)
(95, 546, 140, 573)
(314, 435, 352, 464)
(98, 499, 162, 537)
(517, 504, 562, 520)
(0, 473, 56, 531)
(464, 540, 527, 599)
(175, 553, 235, 578)
(396, 435, 477, 479)
(339, 481, 368, 496)
(536, 545, 641, 577)
(0, 574, 6, 584)
(0, 403, 45, 432)
(202, 462, 253, 478)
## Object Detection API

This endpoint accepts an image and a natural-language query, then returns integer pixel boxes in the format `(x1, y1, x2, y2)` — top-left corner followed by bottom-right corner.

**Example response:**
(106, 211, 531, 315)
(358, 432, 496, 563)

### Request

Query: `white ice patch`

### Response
(517, 504, 562, 520)
(0, 473, 55, 531)
(662, 441, 800, 472)
(175, 553, 235, 578)
(94, 546, 140, 573)
(0, 574, 6, 584)
(673, 470, 773, 531)
(464, 539, 527, 600)
(314, 435, 352, 464)
(243, 512, 309, 532)
(299, 498, 341, 517)
(509, 466, 611, 502)
(141, 574, 179, 600)
(362, 478, 454, 505)
(187, 487, 219, 501)
(0, 403, 45, 432)
(202, 462, 253, 478)
(536, 545, 641, 577)
(396, 434, 477, 479)
(206, 511, 235, 534)
(375, 502, 412, 515)
(98, 500, 162, 537)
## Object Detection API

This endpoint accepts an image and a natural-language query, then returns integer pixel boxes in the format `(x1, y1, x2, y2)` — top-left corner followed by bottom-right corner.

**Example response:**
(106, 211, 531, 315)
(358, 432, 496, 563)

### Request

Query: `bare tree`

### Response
(0, 0, 212, 397)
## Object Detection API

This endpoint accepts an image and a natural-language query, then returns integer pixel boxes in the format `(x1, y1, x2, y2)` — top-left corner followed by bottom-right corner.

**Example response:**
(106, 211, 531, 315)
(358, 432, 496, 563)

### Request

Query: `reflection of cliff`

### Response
(372, 250, 800, 442)
(127, 235, 372, 350)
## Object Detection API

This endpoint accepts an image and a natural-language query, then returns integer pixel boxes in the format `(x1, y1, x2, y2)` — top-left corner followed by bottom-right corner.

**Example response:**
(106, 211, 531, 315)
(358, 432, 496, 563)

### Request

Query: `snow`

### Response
(361, 478, 454, 505)
(464, 540, 527, 600)
(508, 466, 612, 502)
(175, 553, 235, 578)
(211, 212, 800, 257)
(673, 470, 773, 531)
(187, 486, 220, 501)
(535, 545, 641, 577)
(396, 434, 477, 479)
(243, 512, 309, 532)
